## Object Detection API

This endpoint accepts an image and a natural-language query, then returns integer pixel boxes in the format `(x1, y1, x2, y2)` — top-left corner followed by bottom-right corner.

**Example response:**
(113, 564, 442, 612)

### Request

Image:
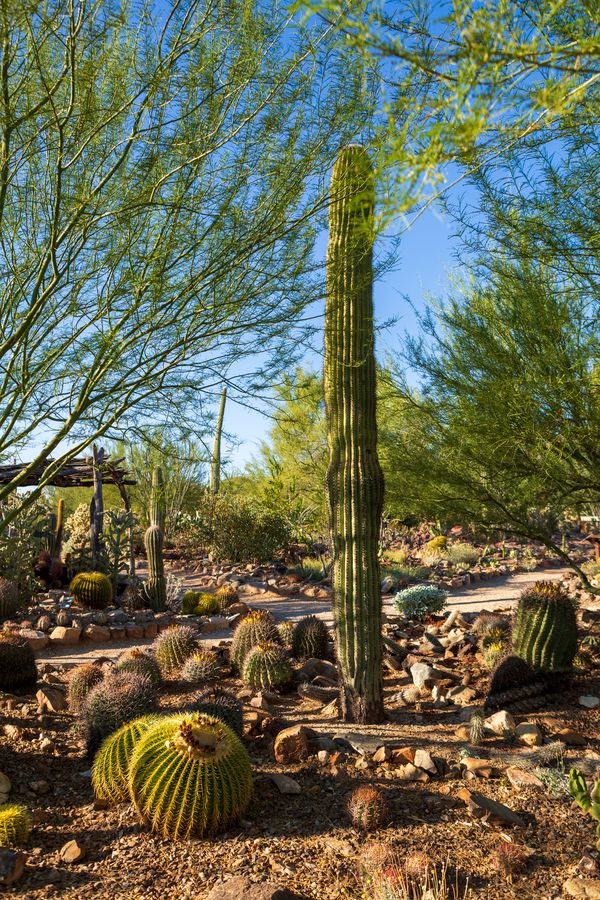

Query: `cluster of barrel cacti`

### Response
(0, 804, 30, 847)
(143, 468, 167, 612)
(115, 648, 162, 686)
(291, 615, 329, 660)
(0, 579, 19, 619)
(241, 642, 292, 690)
(215, 583, 238, 610)
(70, 571, 112, 609)
(0, 632, 37, 690)
(181, 591, 221, 617)
(92, 715, 159, 803)
(181, 650, 221, 685)
(153, 625, 199, 674)
(512, 581, 578, 673)
(230, 610, 278, 671)
(347, 785, 389, 832)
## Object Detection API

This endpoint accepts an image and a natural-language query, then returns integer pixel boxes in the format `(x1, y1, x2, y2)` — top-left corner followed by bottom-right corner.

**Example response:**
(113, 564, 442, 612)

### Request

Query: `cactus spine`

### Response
(0, 804, 30, 847)
(144, 467, 166, 612)
(70, 571, 112, 609)
(512, 581, 578, 672)
(324, 145, 384, 724)
(210, 387, 227, 494)
(92, 715, 159, 804)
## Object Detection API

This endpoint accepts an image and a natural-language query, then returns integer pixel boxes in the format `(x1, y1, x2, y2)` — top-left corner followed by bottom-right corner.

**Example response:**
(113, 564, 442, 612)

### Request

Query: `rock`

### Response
(455, 724, 471, 741)
(410, 662, 433, 689)
(0, 849, 25, 885)
(446, 685, 477, 705)
(515, 722, 543, 747)
(317, 750, 329, 764)
(109, 626, 126, 641)
(421, 632, 445, 654)
(556, 728, 587, 747)
(413, 748, 437, 774)
(463, 757, 494, 778)
(273, 725, 311, 764)
(201, 616, 229, 633)
(36, 685, 67, 713)
(39, 737, 55, 753)
(484, 710, 516, 736)
(579, 696, 600, 709)
(84, 624, 111, 642)
(49, 626, 81, 645)
(0, 772, 10, 804)
(296, 658, 338, 683)
(372, 746, 392, 764)
(396, 762, 429, 782)
(381, 576, 395, 594)
(18, 628, 48, 650)
(2, 725, 21, 741)
(562, 878, 600, 899)
(143, 622, 158, 639)
(250, 693, 272, 712)
(400, 685, 422, 705)
(457, 788, 525, 827)
(125, 624, 144, 640)
(269, 773, 301, 795)
(60, 840, 86, 863)
(332, 732, 384, 756)
(506, 767, 544, 791)
(206, 877, 308, 900)
(29, 780, 49, 795)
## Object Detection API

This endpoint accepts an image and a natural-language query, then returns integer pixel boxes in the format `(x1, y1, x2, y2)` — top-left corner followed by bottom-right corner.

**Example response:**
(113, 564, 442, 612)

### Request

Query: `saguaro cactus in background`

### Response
(210, 387, 227, 494)
(144, 468, 166, 612)
(324, 145, 384, 724)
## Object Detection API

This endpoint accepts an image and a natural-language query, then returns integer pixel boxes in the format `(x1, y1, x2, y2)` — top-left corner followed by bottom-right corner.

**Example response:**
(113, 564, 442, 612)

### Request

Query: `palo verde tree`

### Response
(0, 0, 370, 528)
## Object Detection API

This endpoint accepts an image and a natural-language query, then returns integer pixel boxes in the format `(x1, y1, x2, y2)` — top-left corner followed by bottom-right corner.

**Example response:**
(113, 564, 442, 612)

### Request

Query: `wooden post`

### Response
(90, 445, 105, 568)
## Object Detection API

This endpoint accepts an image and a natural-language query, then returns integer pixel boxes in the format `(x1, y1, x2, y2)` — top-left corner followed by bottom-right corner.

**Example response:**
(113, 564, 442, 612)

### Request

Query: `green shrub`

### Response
(394, 584, 448, 620)
(447, 542, 480, 567)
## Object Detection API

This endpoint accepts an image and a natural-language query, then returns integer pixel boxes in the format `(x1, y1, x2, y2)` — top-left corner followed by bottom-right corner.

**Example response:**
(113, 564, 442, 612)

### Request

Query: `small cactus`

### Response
(92, 715, 159, 804)
(128, 712, 253, 839)
(153, 625, 199, 674)
(569, 768, 600, 851)
(67, 663, 104, 713)
(242, 641, 292, 690)
(469, 708, 485, 745)
(215, 584, 238, 611)
(472, 613, 510, 638)
(0, 632, 37, 691)
(181, 651, 220, 685)
(36, 615, 52, 632)
(82, 671, 158, 758)
(70, 571, 113, 609)
(488, 654, 535, 696)
(56, 609, 71, 627)
(181, 590, 200, 615)
(190, 686, 244, 737)
(0, 579, 19, 619)
(115, 648, 162, 687)
(0, 804, 30, 847)
(483, 640, 507, 670)
(512, 580, 578, 672)
(490, 841, 528, 879)
(291, 615, 329, 661)
(347, 785, 389, 832)
(277, 621, 295, 647)
(195, 593, 221, 617)
(230, 610, 278, 671)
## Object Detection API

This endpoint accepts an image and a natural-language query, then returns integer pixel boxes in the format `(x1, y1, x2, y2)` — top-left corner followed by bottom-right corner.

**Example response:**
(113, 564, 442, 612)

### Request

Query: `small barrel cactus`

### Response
(242, 642, 292, 690)
(56, 609, 71, 627)
(190, 686, 244, 737)
(347, 785, 389, 832)
(216, 584, 238, 611)
(291, 615, 329, 661)
(181, 590, 200, 615)
(115, 648, 162, 687)
(512, 581, 578, 672)
(0, 579, 19, 619)
(82, 671, 158, 758)
(70, 571, 113, 609)
(153, 625, 199, 674)
(67, 663, 104, 712)
(129, 712, 253, 839)
(277, 621, 295, 647)
(230, 610, 278, 671)
(195, 593, 221, 617)
(469, 708, 485, 745)
(92, 715, 159, 804)
(487, 654, 535, 698)
(0, 804, 30, 847)
(0, 632, 37, 691)
(181, 650, 220, 685)
(36, 615, 52, 632)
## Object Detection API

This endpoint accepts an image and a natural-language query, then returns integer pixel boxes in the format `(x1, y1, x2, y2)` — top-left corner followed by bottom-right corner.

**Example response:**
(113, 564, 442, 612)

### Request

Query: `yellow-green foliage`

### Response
(447, 542, 480, 567)
(70, 571, 113, 609)
(0, 804, 30, 847)
(419, 535, 447, 564)
(92, 716, 159, 804)
(128, 713, 252, 839)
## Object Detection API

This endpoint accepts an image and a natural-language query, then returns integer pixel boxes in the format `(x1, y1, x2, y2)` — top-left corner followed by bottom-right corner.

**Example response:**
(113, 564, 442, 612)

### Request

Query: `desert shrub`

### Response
(582, 559, 600, 580)
(288, 557, 328, 581)
(0, 495, 47, 593)
(446, 542, 480, 567)
(382, 545, 412, 567)
(394, 585, 448, 620)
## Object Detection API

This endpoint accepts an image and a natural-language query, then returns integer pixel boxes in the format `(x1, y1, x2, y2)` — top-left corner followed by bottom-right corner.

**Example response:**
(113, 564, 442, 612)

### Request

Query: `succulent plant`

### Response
(469, 708, 485, 745)
(0, 579, 19, 619)
(472, 613, 510, 638)
(512, 581, 578, 673)
(153, 625, 199, 674)
(347, 785, 389, 832)
(36, 615, 52, 632)
(115, 648, 162, 686)
(128, 712, 253, 839)
(181, 590, 200, 615)
(70, 571, 113, 609)
(67, 663, 104, 712)
(291, 615, 329, 661)
(181, 650, 220, 685)
(0, 804, 30, 847)
(143, 469, 167, 612)
(230, 610, 278, 671)
(56, 609, 71, 627)
(195, 593, 221, 617)
(483, 640, 507, 670)
(241, 641, 292, 690)
(0, 632, 37, 691)
(82, 671, 158, 758)
(569, 769, 600, 851)
(189, 686, 244, 737)
(490, 841, 528, 878)
(488, 654, 535, 696)
(277, 621, 295, 647)
(394, 585, 448, 621)
(215, 584, 238, 611)
(91, 715, 159, 804)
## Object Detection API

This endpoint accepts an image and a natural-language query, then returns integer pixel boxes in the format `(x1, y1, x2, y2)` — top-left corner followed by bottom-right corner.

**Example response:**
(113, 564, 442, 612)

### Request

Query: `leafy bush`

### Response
(446, 542, 480, 567)
(394, 584, 448, 620)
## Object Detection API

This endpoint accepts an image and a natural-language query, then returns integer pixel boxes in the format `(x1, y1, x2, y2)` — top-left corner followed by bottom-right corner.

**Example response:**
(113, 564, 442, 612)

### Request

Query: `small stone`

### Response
(562, 877, 600, 899)
(484, 710, 516, 736)
(249, 693, 272, 712)
(143, 622, 158, 639)
(372, 746, 392, 764)
(332, 732, 383, 756)
(18, 628, 48, 651)
(36, 685, 67, 713)
(269, 773, 301, 795)
(317, 750, 330, 764)
(463, 757, 494, 778)
(455, 724, 471, 741)
(556, 728, 587, 747)
(29, 780, 49, 794)
(60, 839, 86, 863)
(447, 685, 477, 705)
(515, 722, 543, 747)
(49, 626, 81, 645)
(2, 725, 21, 741)
(579, 696, 600, 709)
(0, 849, 26, 885)
(506, 767, 544, 791)
(0, 772, 10, 804)
(39, 737, 55, 753)
(457, 788, 525, 827)
(320, 698, 341, 718)
(273, 725, 311, 764)
(410, 662, 433, 689)
(83, 624, 111, 642)
(413, 748, 437, 774)
(396, 763, 429, 782)
(206, 876, 307, 899)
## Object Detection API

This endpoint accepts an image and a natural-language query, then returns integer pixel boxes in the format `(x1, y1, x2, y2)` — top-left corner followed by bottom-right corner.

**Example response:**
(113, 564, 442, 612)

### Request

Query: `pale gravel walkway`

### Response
(36, 566, 577, 667)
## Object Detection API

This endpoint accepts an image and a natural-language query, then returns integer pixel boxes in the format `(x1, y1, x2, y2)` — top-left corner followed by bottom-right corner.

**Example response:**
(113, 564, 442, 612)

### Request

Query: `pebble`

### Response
(562, 878, 600, 899)
(269, 774, 301, 795)
(0, 849, 25, 885)
(515, 722, 543, 747)
(60, 839, 86, 863)
(484, 709, 516, 736)
(579, 696, 600, 709)
(506, 766, 545, 791)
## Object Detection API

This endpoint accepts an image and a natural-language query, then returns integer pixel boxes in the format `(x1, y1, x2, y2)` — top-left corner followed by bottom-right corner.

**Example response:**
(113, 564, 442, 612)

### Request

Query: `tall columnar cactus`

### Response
(143, 467, 167, 612)
(512, 581, 578, 672)
(210, 387, 227, 494)
(149, 466, 165, 530)
(324, 145, 384, 724)
(128, 712, 252, 839)
(70, 571, 113, 609)
(51, 498, 65, 560)
(92, 715, 159, 804)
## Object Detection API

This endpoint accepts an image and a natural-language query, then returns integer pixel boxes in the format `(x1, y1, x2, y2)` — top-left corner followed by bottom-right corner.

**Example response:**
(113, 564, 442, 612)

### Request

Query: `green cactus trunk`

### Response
(512, 582, 578, 672)
(210, 387, 227, 494)
(324, 145, 384, 724)
(144, 467, 166, 612)
(149, 466, 165, 530)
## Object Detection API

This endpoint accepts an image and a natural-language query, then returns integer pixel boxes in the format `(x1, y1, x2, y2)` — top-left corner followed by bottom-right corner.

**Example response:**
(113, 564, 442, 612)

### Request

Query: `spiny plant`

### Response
(569, 769, 600, 850)
(347, 785, 389, 832)
(0, 804, 30, 847)
(143, 468, 167, 612)
(230, 610, 278, 671)
(128, 712, 252, 839)
(277, 620, 295, 647)
(82, 671, 158, 758)
(36, 615, 52, 632)
(70, 571, 113, 609)
(67, 663, 104, 713)
(472, 613, 510, 638)
(215, 583, 238, 610)
(115, 648, 162, 687)
(490, 842, 528, 880)
(469, 709, 485, 745)
(291, 615, 329, 661)
(242, 642, 292, 690)
(92, 715, 159, 804)
(0, 579, 19, 619)
(153, 625, 199, 674)
(512, 581, 578, 673)
(483, 640, 507, 670)
(190, 686, 244, 737)
(195, 593, 221, 617)
(181, 650, 221, 685)
(182, 590, 201, 615)
(56, 609, 71, 627)
(0, 632, 37, 690)
(488, 654, 535, 696)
